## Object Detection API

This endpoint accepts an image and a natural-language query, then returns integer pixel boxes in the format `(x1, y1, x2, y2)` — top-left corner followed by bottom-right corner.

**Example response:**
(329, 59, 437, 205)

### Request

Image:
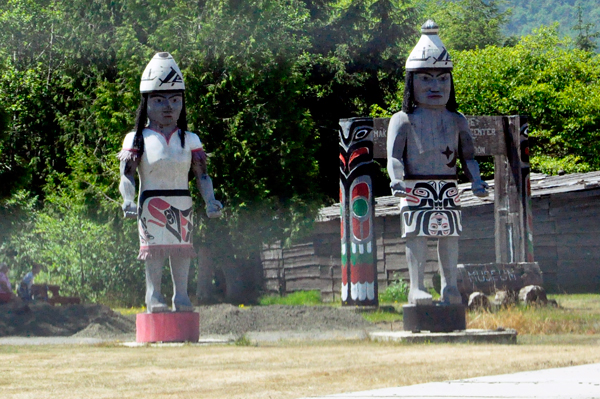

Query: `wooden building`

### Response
(261, 171, 600, 300)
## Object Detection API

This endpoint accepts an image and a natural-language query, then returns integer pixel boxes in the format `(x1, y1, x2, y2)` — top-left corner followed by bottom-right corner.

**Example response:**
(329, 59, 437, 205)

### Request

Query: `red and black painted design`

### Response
(339, 117, 378, 306)
(400, 180, 461, 237)
(137, 189, 196, 260)
(145, 198, 194, 243)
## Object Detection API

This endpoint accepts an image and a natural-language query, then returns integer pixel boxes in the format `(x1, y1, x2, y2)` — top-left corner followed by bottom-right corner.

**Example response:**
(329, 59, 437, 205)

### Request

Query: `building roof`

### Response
(317, 171, 600, 222)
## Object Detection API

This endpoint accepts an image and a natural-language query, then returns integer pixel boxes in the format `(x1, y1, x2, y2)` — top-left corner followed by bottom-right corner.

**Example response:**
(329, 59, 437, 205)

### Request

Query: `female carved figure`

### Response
(387, 21, 488, 306)
(119, 52, 222, 313)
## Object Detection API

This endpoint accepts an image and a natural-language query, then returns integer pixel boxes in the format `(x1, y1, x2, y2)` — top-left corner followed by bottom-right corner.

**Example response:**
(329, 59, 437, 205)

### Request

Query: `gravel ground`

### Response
(197, 304, 375, 335)
(0, 302, 379, 341)
(0, 301, 135, 339)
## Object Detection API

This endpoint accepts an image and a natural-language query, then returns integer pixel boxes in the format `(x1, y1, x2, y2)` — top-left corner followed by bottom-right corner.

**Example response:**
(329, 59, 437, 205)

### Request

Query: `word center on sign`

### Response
(371, 116, 506, 159)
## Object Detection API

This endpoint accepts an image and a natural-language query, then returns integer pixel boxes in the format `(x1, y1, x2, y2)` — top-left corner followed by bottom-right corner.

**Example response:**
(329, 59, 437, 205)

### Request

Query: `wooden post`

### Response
(519, 116, 535, 262)
(339, 117, 378, 306)
(495, 116, 527, 263)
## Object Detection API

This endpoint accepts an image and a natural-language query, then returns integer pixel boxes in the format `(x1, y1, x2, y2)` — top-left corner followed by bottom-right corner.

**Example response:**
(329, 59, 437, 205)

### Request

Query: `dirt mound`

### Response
(0, 302, 375, 339)
(0, 302, 135, 338)
(196, 304, 373, 335)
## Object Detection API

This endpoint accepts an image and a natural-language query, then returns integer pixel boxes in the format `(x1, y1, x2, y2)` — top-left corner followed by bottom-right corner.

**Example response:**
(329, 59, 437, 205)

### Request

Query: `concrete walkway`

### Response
(300, 363, 600, 398)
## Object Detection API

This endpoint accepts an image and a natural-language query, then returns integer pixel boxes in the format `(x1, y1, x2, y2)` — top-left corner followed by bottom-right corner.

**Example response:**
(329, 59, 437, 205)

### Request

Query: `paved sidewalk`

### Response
(299, 363, 600, 398)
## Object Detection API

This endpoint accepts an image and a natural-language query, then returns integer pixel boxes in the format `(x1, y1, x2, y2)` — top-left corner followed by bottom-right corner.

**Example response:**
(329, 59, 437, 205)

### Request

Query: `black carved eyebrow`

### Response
(415, 71, 450, 78)
(149, 93, 183, 99)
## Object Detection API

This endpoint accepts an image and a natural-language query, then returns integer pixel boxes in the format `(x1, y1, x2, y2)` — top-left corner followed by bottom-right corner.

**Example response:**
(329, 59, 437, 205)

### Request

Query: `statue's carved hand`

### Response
(206, 199, 223, 218)
(122, 200, 137, 219)
(472, 180, 489, 197)
(390, 180, 408, 198)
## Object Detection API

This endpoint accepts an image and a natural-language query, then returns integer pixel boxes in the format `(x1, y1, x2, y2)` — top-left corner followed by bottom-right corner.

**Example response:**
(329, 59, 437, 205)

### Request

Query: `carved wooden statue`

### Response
(119, 52, 223, 313)
(387, 21, 488, 306)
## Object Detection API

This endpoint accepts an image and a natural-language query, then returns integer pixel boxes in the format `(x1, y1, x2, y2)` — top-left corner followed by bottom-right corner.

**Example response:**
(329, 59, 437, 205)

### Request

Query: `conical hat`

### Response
(140, 52, 185, 93)
(405, 20, 452, 71)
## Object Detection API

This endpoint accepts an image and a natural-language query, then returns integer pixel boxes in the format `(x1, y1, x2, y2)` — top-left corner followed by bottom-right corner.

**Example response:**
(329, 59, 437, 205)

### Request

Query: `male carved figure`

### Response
(119, 52, 222, 313)
(387, 20, 488, 306)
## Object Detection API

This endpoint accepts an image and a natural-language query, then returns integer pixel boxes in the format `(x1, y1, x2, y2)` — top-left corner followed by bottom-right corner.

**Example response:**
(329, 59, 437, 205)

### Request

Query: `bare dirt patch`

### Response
(0, 302, 375, 339)
(197, 304, 374, 335)
(0, 302, 135, 338)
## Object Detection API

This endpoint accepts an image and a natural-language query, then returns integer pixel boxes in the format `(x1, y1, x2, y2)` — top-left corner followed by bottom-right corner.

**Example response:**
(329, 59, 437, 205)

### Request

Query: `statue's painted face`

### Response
(147, 91, 183, 127)
(413, 70, 451, 108)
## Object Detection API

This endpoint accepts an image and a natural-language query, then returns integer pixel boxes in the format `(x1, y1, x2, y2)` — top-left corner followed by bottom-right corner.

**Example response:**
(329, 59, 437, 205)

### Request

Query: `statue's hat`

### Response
(140, 52, 185, 93)
(405, 20, 452, 71)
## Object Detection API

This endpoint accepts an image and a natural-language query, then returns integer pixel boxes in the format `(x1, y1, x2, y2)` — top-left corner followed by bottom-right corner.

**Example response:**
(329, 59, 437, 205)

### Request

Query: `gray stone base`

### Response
(369, 328, 518, 344)
(403, 303, 466, 332)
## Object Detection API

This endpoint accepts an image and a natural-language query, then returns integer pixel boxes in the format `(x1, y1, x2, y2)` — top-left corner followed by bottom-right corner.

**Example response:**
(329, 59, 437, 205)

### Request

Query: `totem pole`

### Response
(339, 118, 378, 306)
(387, 20, 488, 331)
(118, 52, 223, 342)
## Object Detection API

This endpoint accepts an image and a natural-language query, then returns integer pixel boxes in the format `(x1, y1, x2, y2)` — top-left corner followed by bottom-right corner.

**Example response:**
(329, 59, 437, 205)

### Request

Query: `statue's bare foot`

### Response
(173, 294, 194, 312)
(147, 294, 169, 313)
(408, 289, 433, 306)
(148, 303, 169, 313)
(441, 286, 462, 305)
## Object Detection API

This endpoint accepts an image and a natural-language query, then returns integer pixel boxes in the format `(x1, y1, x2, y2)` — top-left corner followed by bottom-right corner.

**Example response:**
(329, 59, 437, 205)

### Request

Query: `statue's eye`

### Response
(354, 128, 369, 140)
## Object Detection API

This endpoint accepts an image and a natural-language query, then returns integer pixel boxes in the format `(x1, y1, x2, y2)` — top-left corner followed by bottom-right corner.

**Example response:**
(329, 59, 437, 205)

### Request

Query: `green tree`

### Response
(452, 25, 600, 175)
(4, 190, 143, 305)
(420, 0, 511, 51)
(300, 0, 418, 199)
(502, 0, 600, 52)
(572, 5, 599, 52)
(0, 0, 418, 304)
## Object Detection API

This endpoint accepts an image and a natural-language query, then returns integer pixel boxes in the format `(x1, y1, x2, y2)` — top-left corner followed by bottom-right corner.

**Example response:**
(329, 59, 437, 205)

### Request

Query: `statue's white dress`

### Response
(119, 128, 204, 259)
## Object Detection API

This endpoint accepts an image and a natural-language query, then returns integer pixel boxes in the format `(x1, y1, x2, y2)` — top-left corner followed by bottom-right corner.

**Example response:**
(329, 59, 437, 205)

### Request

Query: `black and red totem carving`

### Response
(339, 117, 378, 306)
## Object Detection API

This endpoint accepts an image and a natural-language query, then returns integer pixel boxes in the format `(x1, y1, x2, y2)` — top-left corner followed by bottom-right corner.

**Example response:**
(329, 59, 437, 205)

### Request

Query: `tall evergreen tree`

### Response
(572, 5, 599, 52)
(422, 0, 511, 51)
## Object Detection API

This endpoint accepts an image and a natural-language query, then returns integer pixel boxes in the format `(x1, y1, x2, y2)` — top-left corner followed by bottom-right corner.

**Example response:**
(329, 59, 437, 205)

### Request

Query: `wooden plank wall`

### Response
(261, 188, 600, 299)
(532, 189, 600, 292)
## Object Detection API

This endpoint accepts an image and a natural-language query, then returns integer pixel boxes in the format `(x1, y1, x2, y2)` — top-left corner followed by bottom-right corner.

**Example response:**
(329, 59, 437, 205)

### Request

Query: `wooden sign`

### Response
(372, 118, 390, 160)
(457, 262, 543, 295)
(372, 116, 506, 159)
(467, 116, 506, 157)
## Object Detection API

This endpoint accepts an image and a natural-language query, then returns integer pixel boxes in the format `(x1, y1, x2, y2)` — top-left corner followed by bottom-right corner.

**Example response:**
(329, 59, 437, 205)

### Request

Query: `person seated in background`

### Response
(0, 262, 15, 304)
(17, 262, 42, 302)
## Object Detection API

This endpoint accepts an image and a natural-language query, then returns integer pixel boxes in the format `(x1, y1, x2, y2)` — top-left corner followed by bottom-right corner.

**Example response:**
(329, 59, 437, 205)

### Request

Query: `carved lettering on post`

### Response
(373, 116, 505, 158)
(372, 118, 390, 159)
(457, 263, 541, 296)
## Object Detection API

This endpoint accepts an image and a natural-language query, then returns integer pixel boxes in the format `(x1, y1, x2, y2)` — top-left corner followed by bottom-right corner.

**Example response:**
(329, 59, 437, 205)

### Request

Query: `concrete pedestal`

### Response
(136, 312, 199, 343)
(403, 303, 466, 332)
(370, 328, 517, 344)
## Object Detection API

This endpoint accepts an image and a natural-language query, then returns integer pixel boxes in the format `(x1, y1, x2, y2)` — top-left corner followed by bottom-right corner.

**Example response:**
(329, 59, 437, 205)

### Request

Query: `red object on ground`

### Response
(0, 293, 11, 304)
(136, 312, 200, 343)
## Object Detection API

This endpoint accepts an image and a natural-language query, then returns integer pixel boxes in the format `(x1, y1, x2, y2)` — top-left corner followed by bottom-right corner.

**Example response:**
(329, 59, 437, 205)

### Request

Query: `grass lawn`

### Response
(1, 294, 597, 399)
(467, 294, 600, 334)
(1, 339, 599, 399)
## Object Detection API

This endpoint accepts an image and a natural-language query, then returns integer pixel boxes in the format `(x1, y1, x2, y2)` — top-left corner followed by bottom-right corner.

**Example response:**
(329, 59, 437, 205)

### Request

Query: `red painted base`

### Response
(136, 312, 200, 343)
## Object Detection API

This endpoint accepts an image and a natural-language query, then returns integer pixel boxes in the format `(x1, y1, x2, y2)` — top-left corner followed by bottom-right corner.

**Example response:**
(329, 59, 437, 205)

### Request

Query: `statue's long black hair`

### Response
(401, 71, 458, 114)
(132, 92, 188, 157)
